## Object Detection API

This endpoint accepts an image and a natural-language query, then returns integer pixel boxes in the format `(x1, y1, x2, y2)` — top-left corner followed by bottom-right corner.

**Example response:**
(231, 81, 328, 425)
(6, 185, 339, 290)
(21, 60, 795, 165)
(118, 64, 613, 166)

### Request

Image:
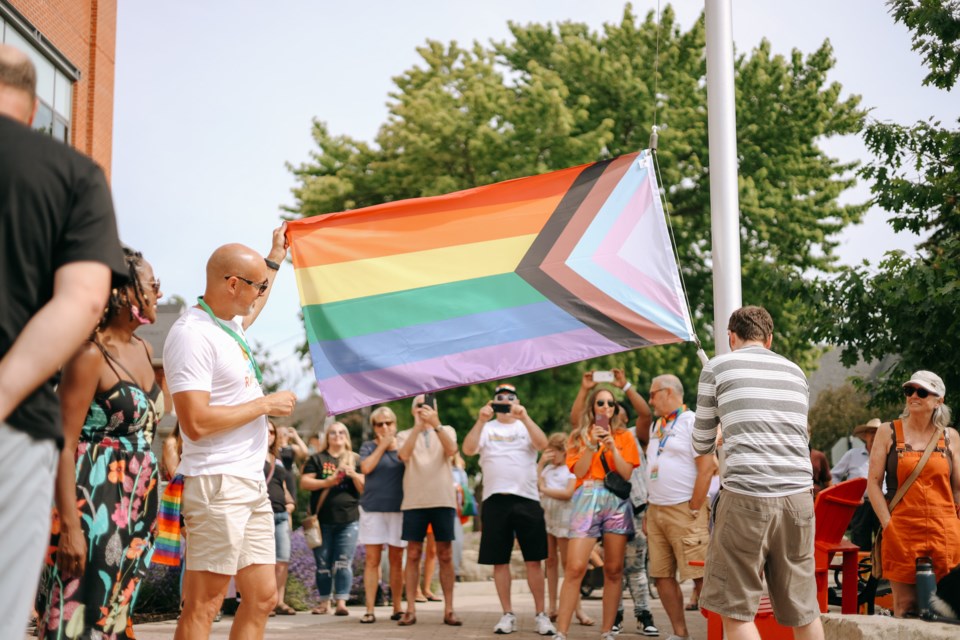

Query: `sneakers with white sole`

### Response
(637, 609, 659, 636)
(494, 612, 517, 634)
(534, 611, 556, 636)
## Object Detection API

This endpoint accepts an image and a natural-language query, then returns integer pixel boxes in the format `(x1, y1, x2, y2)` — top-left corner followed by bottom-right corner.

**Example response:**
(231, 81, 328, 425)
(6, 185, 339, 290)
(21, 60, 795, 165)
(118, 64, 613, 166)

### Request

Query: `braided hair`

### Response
(98, 246, 148, 331)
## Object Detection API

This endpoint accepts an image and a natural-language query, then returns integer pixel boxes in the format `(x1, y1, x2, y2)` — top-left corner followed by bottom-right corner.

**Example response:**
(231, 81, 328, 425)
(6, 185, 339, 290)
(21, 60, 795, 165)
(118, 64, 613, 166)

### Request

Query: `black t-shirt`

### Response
(264, 459, 291, 514)
(0, 115, 127, 443)
(303, 451, 360, 524)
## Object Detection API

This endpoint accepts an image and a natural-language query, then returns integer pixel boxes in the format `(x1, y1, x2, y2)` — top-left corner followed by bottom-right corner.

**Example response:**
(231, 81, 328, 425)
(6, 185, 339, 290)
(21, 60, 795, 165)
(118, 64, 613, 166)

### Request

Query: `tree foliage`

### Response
(808, 383, 900, 455)
(285, 4, 867, 437)
(811, 1, 960, 409)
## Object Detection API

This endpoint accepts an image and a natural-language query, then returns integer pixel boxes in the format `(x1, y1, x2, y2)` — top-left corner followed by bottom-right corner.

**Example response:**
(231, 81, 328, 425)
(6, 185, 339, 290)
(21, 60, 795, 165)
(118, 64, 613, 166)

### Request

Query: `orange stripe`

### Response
(288, 163, 585, 268)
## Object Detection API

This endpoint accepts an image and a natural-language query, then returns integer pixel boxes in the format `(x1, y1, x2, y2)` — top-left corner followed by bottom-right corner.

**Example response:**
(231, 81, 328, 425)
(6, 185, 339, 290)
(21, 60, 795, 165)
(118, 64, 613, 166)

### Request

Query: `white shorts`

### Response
(357, 508, 406, 548)
(181, 474, 275, 574)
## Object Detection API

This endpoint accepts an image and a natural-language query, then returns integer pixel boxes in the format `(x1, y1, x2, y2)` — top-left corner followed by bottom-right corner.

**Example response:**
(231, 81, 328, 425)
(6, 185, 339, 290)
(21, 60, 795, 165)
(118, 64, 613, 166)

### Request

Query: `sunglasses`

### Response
(225, 274, 269, 295)
(595, 399, 616, 407)
(146, 279, 161, 294)
(373, 420, 394, 427)
(903, 386, 936, 399)
(495, 393, 517, 402)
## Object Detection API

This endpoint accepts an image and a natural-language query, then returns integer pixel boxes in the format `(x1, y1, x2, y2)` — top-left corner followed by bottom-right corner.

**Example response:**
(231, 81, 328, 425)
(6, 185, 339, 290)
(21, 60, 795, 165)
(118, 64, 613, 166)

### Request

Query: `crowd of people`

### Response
(3, 42, 960, 640)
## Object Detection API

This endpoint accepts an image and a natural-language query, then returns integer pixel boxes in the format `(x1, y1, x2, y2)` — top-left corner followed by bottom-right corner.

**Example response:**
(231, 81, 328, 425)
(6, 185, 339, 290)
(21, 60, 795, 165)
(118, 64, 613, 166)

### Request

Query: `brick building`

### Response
(1, 0, 117, 178)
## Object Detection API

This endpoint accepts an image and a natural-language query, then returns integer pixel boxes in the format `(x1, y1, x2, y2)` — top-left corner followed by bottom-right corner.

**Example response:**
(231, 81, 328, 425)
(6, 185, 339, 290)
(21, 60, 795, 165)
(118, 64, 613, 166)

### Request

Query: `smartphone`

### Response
(595, 413, 610, 429)
(592, 370, 614, 383)
(492, 402, 511, 414)
(422, 392, 435, 409)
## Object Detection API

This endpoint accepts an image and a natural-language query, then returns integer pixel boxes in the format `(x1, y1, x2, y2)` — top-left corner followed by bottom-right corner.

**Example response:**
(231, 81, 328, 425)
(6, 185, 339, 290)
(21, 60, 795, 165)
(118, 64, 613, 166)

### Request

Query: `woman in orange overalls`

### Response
(867, 370, 960, 617)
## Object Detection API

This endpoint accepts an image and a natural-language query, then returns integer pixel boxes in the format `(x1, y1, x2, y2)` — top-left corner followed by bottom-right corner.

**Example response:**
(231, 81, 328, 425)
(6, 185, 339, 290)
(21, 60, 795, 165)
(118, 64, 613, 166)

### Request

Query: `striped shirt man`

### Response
(692, 345, 813, 497)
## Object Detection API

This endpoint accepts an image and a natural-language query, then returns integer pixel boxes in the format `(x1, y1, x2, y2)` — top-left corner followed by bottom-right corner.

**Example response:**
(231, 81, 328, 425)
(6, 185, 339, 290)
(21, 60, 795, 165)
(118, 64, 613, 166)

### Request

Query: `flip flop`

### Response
(335, 607, 350, 616)
(443, 612, 463, 626)
(311, 605, 328, 615)
(390, 611, 404, 621)
(275, 603, 296, 615)
(426, 595, 442, 602)
(415, 596, 428, 603)
(398, 612, 417, 626)
(360, 612, 376, 623)
(685, 602, 699, 611)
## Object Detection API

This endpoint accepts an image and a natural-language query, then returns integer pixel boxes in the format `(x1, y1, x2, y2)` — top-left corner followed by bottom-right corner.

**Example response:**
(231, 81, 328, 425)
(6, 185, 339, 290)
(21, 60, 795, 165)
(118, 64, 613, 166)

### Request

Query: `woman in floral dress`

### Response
(37, 248, 164, 639)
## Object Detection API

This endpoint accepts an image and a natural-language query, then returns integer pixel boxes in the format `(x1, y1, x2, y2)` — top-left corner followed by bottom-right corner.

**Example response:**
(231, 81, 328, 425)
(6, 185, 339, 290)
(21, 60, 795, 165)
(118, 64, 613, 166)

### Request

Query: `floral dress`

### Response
(37, 340, 163, 640)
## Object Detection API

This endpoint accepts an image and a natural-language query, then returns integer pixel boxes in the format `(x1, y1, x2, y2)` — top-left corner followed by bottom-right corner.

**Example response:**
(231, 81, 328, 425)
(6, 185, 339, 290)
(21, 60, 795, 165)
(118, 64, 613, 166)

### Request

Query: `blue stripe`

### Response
(309, 300, 586, 378)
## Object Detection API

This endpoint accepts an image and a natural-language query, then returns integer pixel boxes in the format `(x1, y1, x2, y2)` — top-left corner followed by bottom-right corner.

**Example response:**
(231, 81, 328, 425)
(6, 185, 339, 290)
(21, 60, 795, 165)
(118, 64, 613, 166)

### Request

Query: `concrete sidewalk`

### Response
(127, 581, 707, 639)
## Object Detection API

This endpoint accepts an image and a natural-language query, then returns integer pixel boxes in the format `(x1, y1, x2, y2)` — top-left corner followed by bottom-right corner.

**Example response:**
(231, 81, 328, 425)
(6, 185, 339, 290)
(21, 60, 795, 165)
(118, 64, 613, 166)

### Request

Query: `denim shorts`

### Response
(274, 511, 291, 562)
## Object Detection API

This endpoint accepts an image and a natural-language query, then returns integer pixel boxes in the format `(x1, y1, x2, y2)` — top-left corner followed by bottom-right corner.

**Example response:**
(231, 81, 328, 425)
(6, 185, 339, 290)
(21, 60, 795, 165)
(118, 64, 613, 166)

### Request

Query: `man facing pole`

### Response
(693, 306, 823, 640)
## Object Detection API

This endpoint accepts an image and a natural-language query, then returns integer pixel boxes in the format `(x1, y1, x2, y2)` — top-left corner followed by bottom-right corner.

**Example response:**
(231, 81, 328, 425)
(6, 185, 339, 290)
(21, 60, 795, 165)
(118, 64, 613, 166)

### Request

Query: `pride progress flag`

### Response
(288, 150, 695, 414)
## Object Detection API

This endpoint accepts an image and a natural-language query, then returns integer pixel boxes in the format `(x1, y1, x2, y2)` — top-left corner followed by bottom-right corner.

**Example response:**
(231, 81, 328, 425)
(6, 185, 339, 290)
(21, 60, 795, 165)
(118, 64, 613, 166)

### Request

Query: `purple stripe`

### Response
(313, 328, 627, 415)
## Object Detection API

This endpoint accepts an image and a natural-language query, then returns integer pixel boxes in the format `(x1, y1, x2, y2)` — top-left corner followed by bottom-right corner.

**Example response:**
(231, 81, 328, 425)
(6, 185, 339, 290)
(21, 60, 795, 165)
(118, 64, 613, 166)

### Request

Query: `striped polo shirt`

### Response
(693, 345, 813, 497)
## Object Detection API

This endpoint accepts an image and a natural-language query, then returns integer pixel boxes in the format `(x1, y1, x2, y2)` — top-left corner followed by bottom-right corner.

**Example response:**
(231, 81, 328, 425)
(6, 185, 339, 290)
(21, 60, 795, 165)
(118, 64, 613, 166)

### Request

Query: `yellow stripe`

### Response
(295, 235, 538, 305)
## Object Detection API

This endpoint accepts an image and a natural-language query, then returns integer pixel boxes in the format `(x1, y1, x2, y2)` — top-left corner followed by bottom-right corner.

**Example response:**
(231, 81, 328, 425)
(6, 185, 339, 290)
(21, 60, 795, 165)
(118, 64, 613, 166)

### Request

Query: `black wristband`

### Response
(264, 258, 281, 271)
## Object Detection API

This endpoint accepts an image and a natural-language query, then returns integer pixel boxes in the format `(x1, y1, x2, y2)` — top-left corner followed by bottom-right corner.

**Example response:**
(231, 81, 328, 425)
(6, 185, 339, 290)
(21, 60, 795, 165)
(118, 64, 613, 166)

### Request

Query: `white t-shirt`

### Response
(163, 307, 266, 480)
(541, 462, 575, 492)
(645, 409, 698, 505)
(478, 418, 539, 502)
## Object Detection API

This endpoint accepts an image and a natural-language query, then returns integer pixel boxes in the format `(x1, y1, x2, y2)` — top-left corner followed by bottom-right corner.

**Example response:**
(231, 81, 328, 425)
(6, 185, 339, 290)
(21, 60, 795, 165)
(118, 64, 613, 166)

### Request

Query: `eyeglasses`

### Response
(373, 420, 394, 427)
(495, 393, 517, 402)
(903, 386, 936, 399)
(224, 274, 269, 295)
(595, 399, 616, 407)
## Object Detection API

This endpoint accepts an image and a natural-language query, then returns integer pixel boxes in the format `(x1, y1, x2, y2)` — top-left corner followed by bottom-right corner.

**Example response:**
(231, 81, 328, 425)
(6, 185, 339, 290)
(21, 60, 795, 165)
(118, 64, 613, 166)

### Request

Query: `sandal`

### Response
(390, 611, 404, 621)
(275, 603, 296, 615)
(398, 612, 417, 626)
(443, 612, 463, 626)
(335, 606, 350, 616)
(360, 612, 376, 623)
(311, 604, 329, 615)
(685, 602, 699, 611)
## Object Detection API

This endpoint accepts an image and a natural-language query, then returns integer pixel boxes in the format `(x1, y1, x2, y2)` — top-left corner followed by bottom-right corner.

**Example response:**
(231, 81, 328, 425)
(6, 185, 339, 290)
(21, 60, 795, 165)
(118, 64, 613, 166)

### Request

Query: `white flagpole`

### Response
(705, 0, 743, 356)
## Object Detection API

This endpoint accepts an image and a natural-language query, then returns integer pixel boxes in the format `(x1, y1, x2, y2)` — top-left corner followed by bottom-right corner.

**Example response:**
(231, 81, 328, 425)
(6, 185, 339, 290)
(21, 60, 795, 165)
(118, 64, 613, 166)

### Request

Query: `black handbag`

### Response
(600, 451, 632, 500)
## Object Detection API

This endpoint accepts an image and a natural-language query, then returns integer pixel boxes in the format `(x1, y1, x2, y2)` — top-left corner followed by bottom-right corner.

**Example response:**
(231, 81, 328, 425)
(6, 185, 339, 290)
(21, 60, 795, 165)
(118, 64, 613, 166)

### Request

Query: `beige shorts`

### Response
(647, 502, 710, 581)
(181, 474, 275, 574)
(700, 490, 819, 626)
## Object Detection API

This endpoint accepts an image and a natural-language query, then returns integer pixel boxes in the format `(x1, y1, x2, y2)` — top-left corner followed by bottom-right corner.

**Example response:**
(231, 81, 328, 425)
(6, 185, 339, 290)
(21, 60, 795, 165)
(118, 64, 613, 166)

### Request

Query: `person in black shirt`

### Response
(0, 44, 126, 637)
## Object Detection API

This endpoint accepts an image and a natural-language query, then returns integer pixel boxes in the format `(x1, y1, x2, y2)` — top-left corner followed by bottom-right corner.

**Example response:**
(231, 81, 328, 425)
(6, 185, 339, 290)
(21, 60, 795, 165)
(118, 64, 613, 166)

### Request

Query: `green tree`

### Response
(810, 0, 960, 408)
(807, 383, 898, 456)
(286, 4, 867, 435)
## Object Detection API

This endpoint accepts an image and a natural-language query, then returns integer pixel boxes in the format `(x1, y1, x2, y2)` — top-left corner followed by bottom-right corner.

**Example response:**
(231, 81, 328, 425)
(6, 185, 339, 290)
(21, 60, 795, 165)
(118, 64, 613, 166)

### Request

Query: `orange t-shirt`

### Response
(566, 429, 640, 487)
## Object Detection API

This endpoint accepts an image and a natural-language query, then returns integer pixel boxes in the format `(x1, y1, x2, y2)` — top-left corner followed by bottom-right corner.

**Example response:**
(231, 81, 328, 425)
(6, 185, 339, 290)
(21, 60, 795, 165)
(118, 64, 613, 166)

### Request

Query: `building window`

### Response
(1, 14, 74, 142)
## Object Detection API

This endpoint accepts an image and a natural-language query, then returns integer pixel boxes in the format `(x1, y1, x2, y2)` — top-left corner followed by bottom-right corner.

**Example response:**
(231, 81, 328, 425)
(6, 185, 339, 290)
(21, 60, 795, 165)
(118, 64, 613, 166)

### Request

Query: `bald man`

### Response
(164, 232, 297, 640)
(0, 45, 126, 636)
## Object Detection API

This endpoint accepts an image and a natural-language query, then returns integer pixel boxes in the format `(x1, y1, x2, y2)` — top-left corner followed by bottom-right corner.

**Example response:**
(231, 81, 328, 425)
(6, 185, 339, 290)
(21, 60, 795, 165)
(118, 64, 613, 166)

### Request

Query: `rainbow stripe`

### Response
(288, 151, 694, 414)
(152, 474, 183, 567)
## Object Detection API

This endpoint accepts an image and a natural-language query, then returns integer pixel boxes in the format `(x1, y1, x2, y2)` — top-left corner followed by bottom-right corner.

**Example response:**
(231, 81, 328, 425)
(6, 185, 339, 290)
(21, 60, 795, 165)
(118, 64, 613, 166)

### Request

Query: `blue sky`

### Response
(111, 1, 955, 395)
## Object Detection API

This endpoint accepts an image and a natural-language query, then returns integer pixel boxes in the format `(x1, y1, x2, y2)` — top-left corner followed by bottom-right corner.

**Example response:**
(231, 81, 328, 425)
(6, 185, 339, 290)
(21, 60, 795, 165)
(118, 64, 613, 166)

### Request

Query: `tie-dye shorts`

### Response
(568, 480, 635, 539)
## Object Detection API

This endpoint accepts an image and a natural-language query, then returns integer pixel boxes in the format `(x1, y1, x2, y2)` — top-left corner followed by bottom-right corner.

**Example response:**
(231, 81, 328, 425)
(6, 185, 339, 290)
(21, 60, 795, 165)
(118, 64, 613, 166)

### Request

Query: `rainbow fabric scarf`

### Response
(287, 150, 695, 414)
(152, 474, 183, 567)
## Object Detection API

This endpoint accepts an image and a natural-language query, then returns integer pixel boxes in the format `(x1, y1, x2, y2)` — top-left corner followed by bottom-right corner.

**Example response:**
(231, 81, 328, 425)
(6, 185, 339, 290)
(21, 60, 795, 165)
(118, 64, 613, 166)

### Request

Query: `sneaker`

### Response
(611, 609, 623, 634)
(535, 612, 556, 636)
(494, 612, 517, 634)
(637, 610, 659, 636)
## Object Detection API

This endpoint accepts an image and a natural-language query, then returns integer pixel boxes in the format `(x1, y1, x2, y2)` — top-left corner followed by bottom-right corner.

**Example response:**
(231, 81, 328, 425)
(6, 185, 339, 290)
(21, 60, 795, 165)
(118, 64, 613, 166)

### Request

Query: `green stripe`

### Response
(304, 272, 547, 342)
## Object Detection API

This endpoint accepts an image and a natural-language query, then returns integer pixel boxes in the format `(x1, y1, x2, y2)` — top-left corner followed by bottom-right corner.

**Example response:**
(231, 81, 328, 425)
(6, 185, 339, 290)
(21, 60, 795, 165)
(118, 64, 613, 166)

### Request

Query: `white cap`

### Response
(903, 370, 945, 397)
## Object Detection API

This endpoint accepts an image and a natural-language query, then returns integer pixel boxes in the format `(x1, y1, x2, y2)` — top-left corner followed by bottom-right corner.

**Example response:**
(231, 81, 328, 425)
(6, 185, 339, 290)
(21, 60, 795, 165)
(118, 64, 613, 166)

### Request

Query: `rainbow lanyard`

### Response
(197, 297, 263, 385)
(654, 405, 687, 457)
